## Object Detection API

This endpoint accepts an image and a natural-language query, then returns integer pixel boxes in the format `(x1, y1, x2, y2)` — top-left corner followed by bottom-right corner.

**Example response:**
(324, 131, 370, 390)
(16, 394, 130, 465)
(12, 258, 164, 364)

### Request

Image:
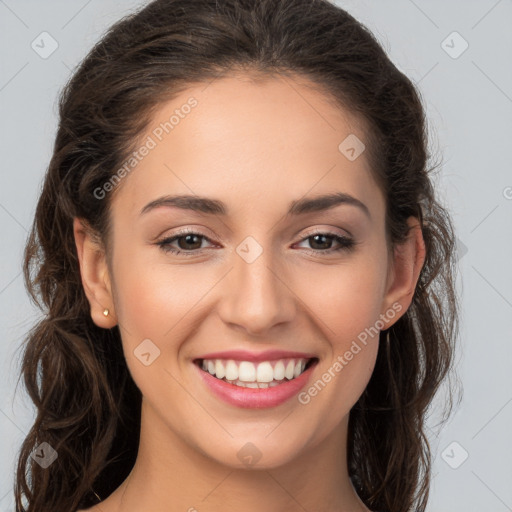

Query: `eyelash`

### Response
(155, 228, 357, 257)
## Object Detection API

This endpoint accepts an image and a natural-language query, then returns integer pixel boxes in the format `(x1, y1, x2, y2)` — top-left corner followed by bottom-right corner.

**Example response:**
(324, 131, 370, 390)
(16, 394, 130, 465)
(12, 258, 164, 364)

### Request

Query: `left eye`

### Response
(294, 232, 355, 253)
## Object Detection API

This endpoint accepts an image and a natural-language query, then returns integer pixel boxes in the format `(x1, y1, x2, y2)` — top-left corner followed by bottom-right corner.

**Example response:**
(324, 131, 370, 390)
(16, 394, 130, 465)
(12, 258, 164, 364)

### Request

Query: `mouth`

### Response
(193, 357, 319, 389)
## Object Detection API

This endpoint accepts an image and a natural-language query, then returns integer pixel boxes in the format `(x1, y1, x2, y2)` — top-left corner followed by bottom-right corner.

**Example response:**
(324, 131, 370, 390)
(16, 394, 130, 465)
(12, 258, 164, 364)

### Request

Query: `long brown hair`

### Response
(15, 1, 460, 511)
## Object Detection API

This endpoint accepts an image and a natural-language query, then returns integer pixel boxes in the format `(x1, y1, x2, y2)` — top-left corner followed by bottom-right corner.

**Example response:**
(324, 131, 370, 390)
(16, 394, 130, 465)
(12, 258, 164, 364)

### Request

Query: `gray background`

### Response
(1, 1, 511, 510)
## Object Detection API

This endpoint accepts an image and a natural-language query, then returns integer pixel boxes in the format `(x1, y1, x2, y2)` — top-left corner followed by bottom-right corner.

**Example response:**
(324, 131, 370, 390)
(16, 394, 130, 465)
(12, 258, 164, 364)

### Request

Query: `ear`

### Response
(380, 216, 426, 325)
(73, 217, 117, 328)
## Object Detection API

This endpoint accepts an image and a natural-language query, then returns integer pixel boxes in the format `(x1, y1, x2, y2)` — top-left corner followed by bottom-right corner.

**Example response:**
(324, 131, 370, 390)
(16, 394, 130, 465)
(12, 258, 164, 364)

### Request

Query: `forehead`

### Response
(109, 72, 385, 223)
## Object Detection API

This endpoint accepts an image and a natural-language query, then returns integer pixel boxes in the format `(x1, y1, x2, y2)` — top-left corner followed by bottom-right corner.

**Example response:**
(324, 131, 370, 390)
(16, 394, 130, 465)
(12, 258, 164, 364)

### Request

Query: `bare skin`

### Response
(74, 71, 425, 512)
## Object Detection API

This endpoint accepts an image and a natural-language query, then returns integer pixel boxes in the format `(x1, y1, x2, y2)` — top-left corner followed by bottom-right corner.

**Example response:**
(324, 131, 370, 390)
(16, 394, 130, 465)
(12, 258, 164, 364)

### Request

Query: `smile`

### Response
(196, 357, 316, 388)
(194, 357, 319, 408)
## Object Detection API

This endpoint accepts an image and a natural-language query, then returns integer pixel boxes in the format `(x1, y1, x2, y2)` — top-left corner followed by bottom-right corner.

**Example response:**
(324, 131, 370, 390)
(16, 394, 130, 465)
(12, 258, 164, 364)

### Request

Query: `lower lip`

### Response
(194, 360, 318, 409)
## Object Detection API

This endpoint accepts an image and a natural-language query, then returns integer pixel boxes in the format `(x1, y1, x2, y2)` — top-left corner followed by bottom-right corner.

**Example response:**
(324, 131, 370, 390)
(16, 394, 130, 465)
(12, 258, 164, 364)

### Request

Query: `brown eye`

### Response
(308, 234, 333, 250)
(295, 232, 356, 254)
(156, 230, 216, 255)
(175, 234, 203, 250)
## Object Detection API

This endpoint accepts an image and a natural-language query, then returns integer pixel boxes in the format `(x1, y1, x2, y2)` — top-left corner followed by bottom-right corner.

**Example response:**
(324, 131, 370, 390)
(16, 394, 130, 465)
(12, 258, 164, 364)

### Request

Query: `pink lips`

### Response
(194, 357, 318, 409)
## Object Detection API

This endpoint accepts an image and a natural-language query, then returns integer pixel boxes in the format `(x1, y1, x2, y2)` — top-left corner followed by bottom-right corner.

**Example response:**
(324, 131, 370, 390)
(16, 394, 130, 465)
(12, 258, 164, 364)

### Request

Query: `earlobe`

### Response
(381, 216, 426, 325)
(73, 217, 117, 328)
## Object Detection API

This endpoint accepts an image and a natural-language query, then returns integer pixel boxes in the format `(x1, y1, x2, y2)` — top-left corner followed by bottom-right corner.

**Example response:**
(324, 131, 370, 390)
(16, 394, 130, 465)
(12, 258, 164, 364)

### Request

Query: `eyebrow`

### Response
(139, 192, 371, 219)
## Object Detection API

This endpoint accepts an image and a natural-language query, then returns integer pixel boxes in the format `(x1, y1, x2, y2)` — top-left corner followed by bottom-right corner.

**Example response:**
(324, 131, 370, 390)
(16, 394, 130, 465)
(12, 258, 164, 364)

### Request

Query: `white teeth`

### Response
(273, 361, 285, 380)
(285, 360, 295, 380)
(199, 357, 313, 384)
(256, 361, 274, 383)
(215, 360, 225, 379)
(225, 360, 238, 381)
(238, 361, 256, 382)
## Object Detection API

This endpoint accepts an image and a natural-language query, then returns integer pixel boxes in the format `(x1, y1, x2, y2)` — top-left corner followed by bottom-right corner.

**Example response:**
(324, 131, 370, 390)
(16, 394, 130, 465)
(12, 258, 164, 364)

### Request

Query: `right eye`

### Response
(156, 230, 217, 256)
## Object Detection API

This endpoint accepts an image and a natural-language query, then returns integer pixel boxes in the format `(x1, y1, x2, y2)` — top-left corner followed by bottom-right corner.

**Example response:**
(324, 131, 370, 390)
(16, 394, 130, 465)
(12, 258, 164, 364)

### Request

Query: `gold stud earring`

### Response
(103, 308, 109, 317)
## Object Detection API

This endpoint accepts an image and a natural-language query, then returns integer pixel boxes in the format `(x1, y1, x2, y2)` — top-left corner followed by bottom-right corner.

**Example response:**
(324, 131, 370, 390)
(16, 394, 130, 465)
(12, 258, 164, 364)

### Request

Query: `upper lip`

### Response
(194, 349, 318, 363)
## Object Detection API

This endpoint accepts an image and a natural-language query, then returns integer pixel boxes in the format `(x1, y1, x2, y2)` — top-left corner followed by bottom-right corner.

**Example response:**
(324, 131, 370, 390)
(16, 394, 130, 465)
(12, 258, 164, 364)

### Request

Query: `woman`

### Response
(15, 0, 460, 511)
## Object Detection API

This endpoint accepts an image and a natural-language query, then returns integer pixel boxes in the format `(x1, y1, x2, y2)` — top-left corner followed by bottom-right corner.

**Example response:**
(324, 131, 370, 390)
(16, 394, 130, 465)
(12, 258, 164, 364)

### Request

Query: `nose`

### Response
(217, 245, 296, 336)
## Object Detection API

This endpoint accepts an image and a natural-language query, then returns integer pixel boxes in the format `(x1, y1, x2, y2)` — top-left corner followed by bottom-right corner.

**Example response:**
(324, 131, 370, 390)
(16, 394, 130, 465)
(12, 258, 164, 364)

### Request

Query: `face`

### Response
(76, 72, 420, 470)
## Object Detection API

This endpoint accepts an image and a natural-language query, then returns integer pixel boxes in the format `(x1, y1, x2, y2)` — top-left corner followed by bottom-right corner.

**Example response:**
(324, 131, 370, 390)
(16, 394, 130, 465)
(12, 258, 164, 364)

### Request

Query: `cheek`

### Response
(292, 254, 385, 413)
(109, 245, 223, 387)
(296, 274, 382, 438)
(111, 241, 209, 336)
(108, 246, 178, 373)
(294, 251, 388, 350)
(110, 275, 193, 418)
